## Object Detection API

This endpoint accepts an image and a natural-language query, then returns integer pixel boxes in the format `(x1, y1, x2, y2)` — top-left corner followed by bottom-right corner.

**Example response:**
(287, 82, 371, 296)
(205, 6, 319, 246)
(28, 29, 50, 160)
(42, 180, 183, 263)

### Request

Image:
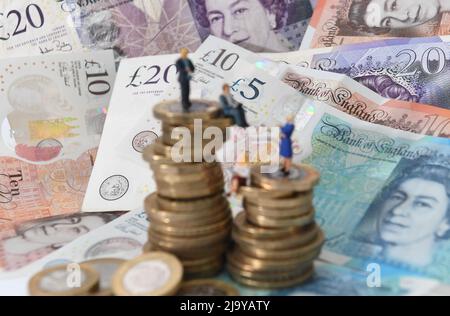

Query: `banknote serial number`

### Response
(180, 300, 270, 313)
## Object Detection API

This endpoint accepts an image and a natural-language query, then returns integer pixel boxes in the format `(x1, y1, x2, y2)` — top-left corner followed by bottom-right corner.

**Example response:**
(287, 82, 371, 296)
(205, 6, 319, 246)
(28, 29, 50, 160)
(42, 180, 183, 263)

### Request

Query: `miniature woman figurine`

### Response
(280, 115, 295, 175)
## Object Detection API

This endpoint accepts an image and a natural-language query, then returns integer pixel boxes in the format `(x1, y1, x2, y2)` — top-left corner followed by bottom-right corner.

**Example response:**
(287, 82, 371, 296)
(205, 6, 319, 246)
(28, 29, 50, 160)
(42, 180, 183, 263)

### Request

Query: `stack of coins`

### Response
(143, 100, 233, 279)
(227, 164, 325, 289)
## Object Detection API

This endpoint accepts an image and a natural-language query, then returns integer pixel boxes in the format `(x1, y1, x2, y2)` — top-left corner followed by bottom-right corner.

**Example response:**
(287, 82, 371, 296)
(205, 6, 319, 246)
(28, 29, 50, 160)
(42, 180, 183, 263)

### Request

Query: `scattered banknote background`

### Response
(1, 0, 450, 295)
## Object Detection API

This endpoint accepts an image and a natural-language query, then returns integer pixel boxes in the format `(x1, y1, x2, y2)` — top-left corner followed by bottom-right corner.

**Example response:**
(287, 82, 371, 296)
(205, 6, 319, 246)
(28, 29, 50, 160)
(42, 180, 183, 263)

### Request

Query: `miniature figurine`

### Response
(280, 115, 295, 176)
(176, 48, 195, 112)
(219, 84, 249, 128)
(229, 155, 250, 196)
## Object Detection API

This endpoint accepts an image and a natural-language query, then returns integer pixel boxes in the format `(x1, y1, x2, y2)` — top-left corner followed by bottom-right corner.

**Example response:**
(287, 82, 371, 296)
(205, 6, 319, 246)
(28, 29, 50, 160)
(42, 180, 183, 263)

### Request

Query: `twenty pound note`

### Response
(65, 0, 313, 57)
(0, 0, 82, 58)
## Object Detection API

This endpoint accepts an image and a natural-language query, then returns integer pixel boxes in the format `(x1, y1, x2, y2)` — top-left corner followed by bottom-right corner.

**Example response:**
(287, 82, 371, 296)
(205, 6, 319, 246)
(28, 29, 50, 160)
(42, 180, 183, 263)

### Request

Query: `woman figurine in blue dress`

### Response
(280, 115, 295, 176)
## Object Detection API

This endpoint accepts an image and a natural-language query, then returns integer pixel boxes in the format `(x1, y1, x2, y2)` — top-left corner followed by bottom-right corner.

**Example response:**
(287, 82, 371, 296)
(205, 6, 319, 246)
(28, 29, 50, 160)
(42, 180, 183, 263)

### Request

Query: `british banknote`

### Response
(64, 0, 313, 57)
(201, 36, 450, 138)
(1, 209, 448, 295)
(301, 0, 450, 49)
(82, 39, 308, 212)
(0, 211, 125, 272)
(0, 51, 116, 239)
(0, 0, 82, 58)
(0, 50, 116, 161)
(307, 41, 450, 109)
(293, 99, 450, 282)
(81, 54, 180, 212)
(277, 65, 450, 137)
(0, 209, 148, 295)
(265, 39, 450, 109)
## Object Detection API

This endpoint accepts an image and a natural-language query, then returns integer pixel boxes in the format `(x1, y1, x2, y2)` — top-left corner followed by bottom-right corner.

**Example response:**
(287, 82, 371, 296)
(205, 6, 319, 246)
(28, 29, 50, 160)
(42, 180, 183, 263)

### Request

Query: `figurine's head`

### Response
(222, 83, 230, 93)
(286, 114, 294, 123)
(180, 48, 190, 58)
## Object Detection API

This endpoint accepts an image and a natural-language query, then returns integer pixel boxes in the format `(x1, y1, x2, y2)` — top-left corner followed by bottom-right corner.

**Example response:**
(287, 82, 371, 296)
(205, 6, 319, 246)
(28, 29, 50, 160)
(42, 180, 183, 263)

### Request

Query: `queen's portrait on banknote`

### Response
(352, 158, 450, 268)
(339, 0, 450, 36)
(188, 0, 312, 52)
(0, 212, 121, 271)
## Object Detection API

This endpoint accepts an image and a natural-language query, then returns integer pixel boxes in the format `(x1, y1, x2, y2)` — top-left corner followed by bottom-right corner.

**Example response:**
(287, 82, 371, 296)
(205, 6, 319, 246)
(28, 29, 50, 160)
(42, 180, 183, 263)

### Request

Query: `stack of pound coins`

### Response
(227, 164, 325, 289)
(143, 99, 233, 279)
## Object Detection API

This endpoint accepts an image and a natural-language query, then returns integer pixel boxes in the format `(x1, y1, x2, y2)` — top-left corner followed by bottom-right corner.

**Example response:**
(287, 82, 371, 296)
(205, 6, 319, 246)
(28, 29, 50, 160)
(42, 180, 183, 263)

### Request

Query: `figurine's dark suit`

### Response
(176, 58, 195, 111)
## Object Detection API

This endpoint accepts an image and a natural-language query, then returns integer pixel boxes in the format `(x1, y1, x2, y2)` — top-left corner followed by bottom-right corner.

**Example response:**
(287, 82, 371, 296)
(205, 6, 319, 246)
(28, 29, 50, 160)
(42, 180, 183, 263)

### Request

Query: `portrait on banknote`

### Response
(187, 0, 313, 52)
(330, 0, 450, 38)
(0, 212, 123, 271)
(352, 157, 450, 268)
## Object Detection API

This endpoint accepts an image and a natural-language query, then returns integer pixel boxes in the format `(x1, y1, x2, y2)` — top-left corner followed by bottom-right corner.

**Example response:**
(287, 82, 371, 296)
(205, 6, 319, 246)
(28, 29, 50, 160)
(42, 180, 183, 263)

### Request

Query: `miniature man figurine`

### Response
(280, 115, 295, 176)
(176, 48, 195, 112)
(219, 84, 249, 128)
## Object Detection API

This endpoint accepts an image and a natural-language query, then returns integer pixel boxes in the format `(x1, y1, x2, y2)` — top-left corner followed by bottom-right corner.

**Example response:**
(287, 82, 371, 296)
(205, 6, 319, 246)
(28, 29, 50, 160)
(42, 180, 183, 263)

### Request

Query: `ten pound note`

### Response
(0, 50, 116, 239)
(301, 0, 450, 49)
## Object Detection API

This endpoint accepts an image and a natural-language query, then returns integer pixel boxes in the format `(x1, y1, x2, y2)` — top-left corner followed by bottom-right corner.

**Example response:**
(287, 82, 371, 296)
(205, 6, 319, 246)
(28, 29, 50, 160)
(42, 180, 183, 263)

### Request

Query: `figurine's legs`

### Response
(281, 157, 292, 175)
(181, 80, 191, 111)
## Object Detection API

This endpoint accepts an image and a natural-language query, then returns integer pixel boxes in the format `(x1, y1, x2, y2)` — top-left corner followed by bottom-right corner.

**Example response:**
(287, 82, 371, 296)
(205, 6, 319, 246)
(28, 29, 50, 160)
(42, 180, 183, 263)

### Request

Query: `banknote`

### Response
(201, 36, 450, 138)
(262, 35, 450, 68)
(0, 151, 98, 240)
(301, 0, 450, 49)
(291, 99, 450, 282)
(0, 0, 82, 58)
(219, 261, 450, 296)
(0, 50, 116, 162)
(83, 38, 308, 212)
(81, 54, 180, 212)
(192, 36, 307, 128)
(1, 208, 448, 295)
(264, 39, 450, 109)
(0, 211, 125, 272)
(0, 51, 116, 239)
(64, 0, 313, 57)
(0, 209, 148, 295)
(306, 41, 450, 109)
(277, 65, 450, 137)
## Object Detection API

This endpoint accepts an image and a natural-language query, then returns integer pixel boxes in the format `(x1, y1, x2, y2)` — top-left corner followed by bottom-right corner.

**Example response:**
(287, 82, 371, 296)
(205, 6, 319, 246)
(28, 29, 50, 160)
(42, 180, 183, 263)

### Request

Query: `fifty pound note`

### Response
(0, 50, 116, 162)
(65, 0, 313, 57)
(0, 0, 82, 58)
(301, 0, 450, 49)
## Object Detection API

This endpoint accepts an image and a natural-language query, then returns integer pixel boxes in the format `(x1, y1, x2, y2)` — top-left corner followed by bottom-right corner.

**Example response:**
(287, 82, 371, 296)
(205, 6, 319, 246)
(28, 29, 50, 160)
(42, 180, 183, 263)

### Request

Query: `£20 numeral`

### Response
(0, 4, 45, 41)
